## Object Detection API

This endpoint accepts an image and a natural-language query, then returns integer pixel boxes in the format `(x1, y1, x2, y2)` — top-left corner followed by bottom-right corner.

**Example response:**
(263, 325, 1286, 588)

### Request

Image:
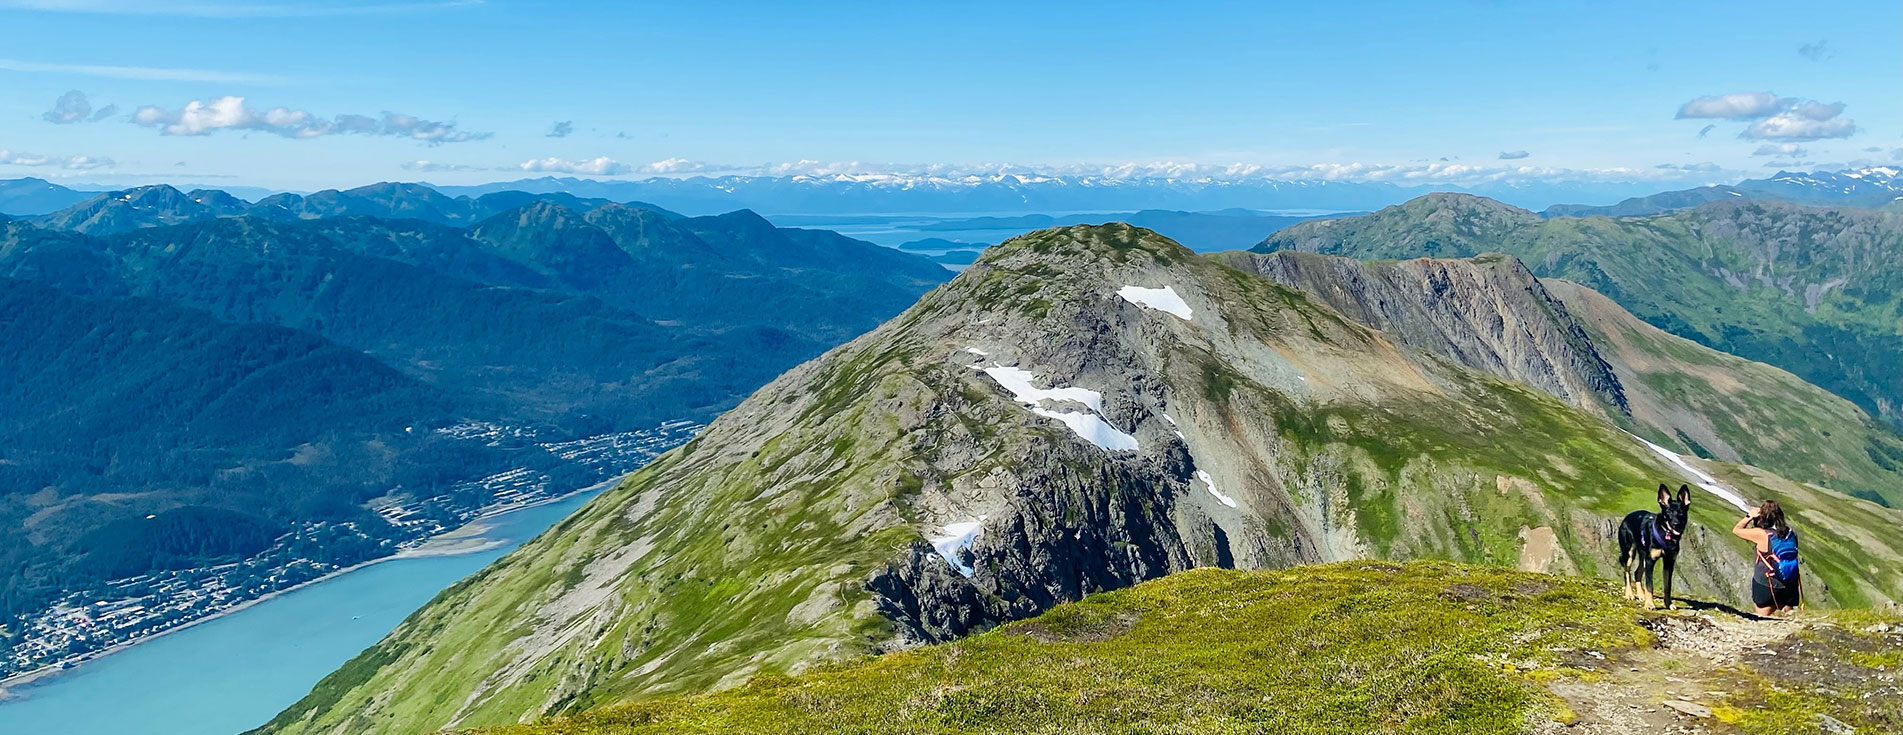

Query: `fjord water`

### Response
(0, 487, 605, 735)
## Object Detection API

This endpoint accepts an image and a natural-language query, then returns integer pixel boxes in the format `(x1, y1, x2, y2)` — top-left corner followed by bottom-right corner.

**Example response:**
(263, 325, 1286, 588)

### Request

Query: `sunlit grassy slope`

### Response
(475, 561, 1654, 735)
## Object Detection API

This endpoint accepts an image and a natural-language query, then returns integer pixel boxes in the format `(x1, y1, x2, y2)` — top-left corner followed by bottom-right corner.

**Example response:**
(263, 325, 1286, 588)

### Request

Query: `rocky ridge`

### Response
(255, 224, 1903, 735)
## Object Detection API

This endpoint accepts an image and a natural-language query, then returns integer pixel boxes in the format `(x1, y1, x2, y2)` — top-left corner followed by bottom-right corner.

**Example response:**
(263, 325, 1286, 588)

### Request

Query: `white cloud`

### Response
(1654, 162, 1722, 173)
(1498, 150, 1530, 160)
(1743, 113, 1855, 141)
(518, 156, 631, 175)
(1797, 40, 1833, 62)
(0, 0, 481, 17)
(1675, 92, 1857, 142)
(0, 148, 114, 169)
(545, 120, 573, 138)
(1676, 92, 1784, 120)
(639, 157, 714, 174)
(42, 89, 116, 124)
(1751, 143, 1808, 157)
(0, 57, 286, 84)
(131, 96, 490, 143)
(399, 160, 484, 172)
(376, 111, 488, 143)
(713, 159, 1722, 186)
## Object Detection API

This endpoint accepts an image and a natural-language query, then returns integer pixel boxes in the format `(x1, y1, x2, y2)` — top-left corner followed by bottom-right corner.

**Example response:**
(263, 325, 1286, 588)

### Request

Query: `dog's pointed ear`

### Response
(1677, 485, 1692, 504)
(1657, 484, 1672, 506)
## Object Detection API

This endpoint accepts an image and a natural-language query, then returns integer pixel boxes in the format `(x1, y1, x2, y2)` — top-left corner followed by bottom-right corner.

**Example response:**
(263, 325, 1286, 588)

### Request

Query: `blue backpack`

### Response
(1765, 530, 1799, 580)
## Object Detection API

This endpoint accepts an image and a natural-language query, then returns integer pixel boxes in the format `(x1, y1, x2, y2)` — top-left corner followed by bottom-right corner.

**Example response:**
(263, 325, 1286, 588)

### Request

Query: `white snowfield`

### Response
(1628, 433, 1751, 512)
(931, 517, 986, 576)
(1116, 285, 1193, 320)
(977, 364, 1139, 451)
(1196, 469, 1237, 508)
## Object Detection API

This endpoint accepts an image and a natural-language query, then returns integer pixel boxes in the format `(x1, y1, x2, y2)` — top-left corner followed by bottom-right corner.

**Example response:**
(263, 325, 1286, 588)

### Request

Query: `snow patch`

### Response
(1117, 285, 1193, 320)
(1629, 433, 1750, 512)
(965, 346, 989, 356)
(931, 517, 987, 576)
(1161, 413, 1177, 426)
(977, 365, 1138, 451)
(1196, 470, 1237, 508)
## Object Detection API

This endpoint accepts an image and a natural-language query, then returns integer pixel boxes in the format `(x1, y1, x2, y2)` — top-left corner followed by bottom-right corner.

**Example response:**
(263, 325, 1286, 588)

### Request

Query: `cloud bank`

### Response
(514, 156, 730, 176)
(132, 96, 490, 143)
(0, 148, 114, 169)
(518, 156, 630, 175)
(1751, 143, 1808, 158)
(399, 160, 484, 172)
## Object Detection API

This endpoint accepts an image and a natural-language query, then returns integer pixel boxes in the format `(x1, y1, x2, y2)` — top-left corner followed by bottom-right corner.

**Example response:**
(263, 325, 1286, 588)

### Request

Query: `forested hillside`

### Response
(0, 196, 947, 637)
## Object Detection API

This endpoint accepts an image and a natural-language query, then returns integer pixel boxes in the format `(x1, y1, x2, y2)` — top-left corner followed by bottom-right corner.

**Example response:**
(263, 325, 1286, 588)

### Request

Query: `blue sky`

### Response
(0, 0, 1897, 191)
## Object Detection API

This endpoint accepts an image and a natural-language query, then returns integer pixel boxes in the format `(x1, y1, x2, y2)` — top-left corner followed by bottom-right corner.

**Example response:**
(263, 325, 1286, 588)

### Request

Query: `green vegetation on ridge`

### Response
(1256, 196, 1903, 448)
(472, 562, 1654, 735)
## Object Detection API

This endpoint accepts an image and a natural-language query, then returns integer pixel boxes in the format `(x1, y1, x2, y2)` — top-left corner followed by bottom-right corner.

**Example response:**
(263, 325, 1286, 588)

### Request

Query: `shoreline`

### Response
(0, 477, 620, 696)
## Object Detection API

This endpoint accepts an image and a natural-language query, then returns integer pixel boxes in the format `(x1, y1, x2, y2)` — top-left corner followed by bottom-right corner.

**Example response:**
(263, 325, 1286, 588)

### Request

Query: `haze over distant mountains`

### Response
(0, 186, 948, 635)
(1543, 167, 1903, 217)
(9, 165, 1900, 221)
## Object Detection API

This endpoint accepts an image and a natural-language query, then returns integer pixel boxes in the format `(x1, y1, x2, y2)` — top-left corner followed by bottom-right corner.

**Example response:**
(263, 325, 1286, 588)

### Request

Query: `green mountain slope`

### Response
(257, 224, 1903, 735)
(1544, 279, 1903, 508)
(1254, 195, 1903, 432)
(481, 562, 1656, 735)
(472, 561, 1903, 735)
(0, 203, 949, 663)
(0, 278, 506, 618)
(1217, 250, 1903, 507)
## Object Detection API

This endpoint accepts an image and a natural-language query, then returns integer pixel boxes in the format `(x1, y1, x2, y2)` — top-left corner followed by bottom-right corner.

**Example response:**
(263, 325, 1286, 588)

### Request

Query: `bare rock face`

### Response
(257, 223, 1903, 735)
(1221, 250, 1629, 417)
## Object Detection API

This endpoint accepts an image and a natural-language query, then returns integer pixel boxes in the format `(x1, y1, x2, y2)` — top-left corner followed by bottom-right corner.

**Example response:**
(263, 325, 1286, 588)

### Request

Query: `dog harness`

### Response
(1650, 516, 1680, 549)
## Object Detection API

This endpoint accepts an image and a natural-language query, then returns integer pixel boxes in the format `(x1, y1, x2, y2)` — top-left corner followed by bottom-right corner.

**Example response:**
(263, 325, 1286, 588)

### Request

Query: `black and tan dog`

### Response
(1618, 483, 1692, 609)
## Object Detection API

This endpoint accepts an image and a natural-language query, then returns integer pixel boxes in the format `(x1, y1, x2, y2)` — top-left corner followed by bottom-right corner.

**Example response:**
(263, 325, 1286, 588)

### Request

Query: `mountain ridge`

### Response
(1257, 194, 1903, 445)
(255, 223, 1903, 735)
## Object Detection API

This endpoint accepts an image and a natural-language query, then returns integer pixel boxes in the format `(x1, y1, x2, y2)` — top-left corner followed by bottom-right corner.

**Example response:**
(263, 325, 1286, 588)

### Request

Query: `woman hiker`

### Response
(1732, 499, 1801, 616)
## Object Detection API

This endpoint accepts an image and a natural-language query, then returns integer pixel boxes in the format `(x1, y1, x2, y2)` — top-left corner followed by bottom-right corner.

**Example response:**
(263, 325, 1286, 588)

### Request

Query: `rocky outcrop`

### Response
(1221, 250, 1629, 417)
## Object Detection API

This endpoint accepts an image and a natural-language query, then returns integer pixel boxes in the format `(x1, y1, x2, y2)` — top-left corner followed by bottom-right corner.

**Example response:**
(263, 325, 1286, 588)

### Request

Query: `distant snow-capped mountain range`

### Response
(421, 172, 1675, 215)
(5, 166, 1900, 219)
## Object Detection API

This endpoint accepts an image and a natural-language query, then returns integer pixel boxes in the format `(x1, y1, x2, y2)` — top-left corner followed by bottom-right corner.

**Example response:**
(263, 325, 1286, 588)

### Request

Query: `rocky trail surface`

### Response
(1542, 603, 1900, 734)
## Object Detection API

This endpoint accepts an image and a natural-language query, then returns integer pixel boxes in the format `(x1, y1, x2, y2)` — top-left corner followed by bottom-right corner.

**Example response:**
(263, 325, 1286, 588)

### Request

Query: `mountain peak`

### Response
(254, 215, 1903, 735)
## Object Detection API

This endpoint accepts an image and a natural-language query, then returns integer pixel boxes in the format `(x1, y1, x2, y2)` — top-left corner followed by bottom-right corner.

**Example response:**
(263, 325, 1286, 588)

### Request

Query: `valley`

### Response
(0, 182, 951, 706)
(0, 483, 621, 735)
(0, 419, 701, 684)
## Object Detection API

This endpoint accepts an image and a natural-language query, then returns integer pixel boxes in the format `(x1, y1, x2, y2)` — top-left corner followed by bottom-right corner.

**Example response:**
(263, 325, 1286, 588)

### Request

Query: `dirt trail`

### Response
(1534, 601, 1819, 735)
